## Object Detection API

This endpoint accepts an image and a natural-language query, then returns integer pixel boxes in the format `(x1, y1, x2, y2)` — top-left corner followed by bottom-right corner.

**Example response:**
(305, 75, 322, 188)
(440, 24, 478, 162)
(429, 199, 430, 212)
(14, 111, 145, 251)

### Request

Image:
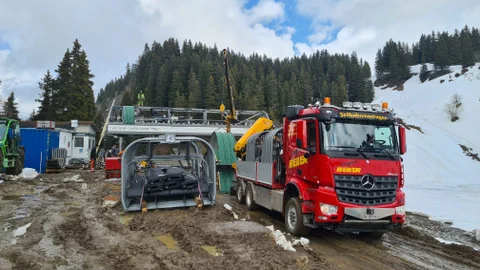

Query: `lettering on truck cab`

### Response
(336, 167, 362, 173)
(289, 156, 308, 168)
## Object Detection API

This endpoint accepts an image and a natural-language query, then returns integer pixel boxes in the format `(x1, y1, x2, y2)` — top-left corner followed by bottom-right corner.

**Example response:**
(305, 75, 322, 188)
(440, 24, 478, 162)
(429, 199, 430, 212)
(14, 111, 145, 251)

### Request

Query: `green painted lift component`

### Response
(210, 131, 237, 194)
(123, 106, 135, 124)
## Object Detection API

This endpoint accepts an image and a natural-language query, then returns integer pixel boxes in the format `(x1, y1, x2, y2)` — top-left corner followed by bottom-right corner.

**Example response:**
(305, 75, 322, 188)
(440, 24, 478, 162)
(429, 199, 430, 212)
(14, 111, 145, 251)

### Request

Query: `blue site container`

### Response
(20, 128, 60, 174)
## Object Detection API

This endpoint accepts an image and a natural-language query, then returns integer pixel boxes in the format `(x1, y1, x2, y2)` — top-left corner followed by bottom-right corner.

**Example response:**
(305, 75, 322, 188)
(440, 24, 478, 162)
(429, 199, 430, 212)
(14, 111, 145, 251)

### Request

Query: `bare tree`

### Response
(444, 93, 463, 122)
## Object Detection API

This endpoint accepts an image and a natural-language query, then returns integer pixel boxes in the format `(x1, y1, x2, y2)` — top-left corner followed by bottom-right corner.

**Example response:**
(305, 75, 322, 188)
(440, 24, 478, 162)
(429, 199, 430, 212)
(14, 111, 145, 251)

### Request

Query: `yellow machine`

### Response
(233, 117, 273, 159)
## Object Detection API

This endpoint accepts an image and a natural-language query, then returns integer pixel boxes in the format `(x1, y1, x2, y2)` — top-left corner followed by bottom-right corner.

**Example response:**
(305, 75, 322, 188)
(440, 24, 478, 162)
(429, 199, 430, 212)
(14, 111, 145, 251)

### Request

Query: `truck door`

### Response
(287, 119, 318, 179)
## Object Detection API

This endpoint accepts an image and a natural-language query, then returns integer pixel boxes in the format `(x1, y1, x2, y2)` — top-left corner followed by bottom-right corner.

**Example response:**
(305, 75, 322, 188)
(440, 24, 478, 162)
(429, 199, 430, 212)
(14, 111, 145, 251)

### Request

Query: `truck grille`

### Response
(334, 175, 397, 206)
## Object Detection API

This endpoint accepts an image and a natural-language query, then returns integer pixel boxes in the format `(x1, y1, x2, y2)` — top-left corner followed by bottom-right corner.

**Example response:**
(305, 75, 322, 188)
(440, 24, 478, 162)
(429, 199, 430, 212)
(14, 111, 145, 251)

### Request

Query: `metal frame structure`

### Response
(104, 101, 269, 137)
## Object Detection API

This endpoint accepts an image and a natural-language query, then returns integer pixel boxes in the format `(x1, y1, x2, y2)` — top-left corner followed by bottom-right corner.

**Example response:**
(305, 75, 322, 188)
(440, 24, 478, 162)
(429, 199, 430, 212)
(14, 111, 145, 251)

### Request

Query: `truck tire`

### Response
(245, 185, 258, 211)
(285, 197, 311, 237)
(236, 182, 245, 204)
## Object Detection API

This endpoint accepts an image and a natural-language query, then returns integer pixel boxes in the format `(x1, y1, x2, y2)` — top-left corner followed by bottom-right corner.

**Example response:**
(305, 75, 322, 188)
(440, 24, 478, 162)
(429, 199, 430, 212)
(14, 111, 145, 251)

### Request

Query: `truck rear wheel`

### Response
(236, 182, 245, 204)
(285, 197, 311, 237)
(245, 185, 257, 211)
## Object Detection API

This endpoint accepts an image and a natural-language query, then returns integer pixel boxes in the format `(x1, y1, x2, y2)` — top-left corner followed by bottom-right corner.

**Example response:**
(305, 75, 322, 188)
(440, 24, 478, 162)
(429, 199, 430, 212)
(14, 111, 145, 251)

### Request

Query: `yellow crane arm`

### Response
(234, 117, 273, 156)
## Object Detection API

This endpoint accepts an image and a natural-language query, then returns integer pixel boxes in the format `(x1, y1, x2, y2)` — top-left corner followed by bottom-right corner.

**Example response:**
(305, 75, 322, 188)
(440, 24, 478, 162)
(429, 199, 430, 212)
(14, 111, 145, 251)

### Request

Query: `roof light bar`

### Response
(353, 102, 362, 109)
(372, 104, 382, 111)
(363, 103, 372, 110)
(343, 102, 353, 108)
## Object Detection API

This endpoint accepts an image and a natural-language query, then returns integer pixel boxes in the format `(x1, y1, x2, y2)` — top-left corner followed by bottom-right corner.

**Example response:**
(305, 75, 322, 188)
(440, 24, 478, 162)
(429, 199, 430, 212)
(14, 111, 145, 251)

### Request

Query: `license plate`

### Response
(362, 208, 378, 219)
(345, 207, 394, 220)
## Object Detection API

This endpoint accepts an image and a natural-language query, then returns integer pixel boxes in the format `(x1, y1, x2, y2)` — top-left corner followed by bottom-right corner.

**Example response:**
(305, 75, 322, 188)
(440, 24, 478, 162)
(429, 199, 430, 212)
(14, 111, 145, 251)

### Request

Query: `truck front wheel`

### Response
(285, 197, 311, 237)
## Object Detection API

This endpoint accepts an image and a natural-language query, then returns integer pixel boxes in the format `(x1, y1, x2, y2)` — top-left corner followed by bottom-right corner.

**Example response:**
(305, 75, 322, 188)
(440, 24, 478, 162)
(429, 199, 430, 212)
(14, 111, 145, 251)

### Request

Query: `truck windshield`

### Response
(321, 121, 399, 154)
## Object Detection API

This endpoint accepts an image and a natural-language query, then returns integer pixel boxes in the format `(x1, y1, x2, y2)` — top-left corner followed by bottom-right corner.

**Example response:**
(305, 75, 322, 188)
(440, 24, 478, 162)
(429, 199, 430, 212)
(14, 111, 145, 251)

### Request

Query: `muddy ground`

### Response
(0, 170, 479, 270)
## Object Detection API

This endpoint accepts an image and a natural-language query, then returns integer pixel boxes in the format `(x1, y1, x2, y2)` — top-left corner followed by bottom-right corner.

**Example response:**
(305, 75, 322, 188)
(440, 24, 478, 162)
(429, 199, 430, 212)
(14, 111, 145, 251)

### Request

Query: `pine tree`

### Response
(155, 65, 169, 106)
(53, 49, 72, 120)
(70, 43, 96, 120)
(460, 26, 475, 67)
(36, 70, 55, 120)
(169, 70, 184, 107)
(348, 65, 364, 101)
(187, 68, 201, 108)
(173, 91, 187, 107)
(331, 76, 348, 106)
(320, 80, 329, 99)
(121, 91, 132, 106)
(204, 76, 218, 108)
(28, 109, 37, 121)
(3, 92, 20, 120)
(420, 63, 429, 83)
(434, 36, 449, 71)
(449, 30, 462, 65)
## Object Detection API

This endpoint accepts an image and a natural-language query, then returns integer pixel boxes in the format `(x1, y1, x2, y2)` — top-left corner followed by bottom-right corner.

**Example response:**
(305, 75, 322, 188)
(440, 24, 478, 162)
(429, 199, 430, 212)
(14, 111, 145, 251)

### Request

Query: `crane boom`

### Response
(222, 49, 236, 133)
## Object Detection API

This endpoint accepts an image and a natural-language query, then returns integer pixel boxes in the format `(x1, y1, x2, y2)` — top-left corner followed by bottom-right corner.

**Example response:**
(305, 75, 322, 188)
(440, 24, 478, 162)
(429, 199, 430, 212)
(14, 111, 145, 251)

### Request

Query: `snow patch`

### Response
(435, 237, 479, 251)
(18, 168, 38, 179)
(292, 237, 310, 247)
(475, 230, 480, 242)
(223, 204, 239, 220)
(13, 223, 32, 237)
(375, 63, 480, 232)
(435, 237, 462, 246)
(64, 175, 83, 182)
(265, 225, 295, 252)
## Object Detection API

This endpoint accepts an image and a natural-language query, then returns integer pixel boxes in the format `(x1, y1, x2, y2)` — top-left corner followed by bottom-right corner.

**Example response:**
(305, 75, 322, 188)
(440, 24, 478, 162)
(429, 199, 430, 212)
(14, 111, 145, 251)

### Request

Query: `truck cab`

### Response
(235, 98, 406, 237)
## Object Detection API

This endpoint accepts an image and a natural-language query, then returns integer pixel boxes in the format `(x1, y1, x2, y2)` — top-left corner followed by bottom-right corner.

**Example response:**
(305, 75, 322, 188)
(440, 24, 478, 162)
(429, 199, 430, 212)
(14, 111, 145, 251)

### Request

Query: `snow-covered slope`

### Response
(374, 63, 480, 232)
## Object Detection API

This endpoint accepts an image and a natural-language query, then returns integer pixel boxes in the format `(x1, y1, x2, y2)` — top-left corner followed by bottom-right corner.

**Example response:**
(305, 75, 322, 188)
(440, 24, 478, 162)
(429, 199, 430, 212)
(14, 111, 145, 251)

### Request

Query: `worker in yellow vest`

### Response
(137, 91, 145, 106)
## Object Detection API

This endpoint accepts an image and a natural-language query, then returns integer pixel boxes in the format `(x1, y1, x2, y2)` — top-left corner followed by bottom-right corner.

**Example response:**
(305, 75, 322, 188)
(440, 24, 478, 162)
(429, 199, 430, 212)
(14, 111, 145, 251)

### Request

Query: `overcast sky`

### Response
(1, 0, 479, 119)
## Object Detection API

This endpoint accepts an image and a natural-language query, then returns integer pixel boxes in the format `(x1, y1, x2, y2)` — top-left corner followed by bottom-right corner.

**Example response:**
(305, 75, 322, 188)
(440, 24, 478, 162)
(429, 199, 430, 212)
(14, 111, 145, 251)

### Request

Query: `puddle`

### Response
(201, 245, 222, 256)
(119, 215, 133, 226)
(155, 234, 179, 250)
(207, 221, 270, 235)
(2, 195, 22, 201)
(14, 209, 29, 220)
(34, 186, 49, 193)
(21, 195, 41, 202)
(60, 211, 75, 217)
(247, 210, 285, 230)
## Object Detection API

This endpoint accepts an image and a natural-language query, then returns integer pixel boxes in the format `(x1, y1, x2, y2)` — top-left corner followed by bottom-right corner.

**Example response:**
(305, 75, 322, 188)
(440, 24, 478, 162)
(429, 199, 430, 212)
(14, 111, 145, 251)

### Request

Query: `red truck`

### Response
(235, 98, 406, 238)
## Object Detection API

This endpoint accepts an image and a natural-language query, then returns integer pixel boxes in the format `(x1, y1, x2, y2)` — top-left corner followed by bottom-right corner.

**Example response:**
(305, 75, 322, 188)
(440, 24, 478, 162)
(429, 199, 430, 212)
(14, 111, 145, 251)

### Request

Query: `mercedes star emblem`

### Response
(361, 174, 375, 190)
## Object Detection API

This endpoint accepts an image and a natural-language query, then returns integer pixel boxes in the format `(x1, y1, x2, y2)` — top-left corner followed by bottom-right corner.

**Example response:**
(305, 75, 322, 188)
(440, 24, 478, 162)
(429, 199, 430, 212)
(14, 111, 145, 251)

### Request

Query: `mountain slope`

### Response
(374, 63, 480, 232)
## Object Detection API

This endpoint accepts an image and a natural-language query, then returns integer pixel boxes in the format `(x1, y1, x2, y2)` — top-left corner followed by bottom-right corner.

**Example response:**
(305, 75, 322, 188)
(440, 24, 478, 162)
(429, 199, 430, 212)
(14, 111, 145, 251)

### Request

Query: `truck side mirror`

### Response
(398, 126, 407, 154)
(296, 121, 308, 149)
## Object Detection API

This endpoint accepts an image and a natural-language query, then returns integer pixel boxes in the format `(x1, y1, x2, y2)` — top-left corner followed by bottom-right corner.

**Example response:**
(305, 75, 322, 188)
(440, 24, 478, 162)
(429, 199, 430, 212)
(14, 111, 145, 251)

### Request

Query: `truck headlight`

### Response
(320, 203, 338, 215)
(395, 206, 406, 216)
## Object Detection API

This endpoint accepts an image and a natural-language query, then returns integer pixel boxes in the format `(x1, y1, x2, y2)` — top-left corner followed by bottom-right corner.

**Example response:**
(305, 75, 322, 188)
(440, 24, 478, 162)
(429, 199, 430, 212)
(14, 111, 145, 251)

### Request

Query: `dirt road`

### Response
(0, 170, 479, 270)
